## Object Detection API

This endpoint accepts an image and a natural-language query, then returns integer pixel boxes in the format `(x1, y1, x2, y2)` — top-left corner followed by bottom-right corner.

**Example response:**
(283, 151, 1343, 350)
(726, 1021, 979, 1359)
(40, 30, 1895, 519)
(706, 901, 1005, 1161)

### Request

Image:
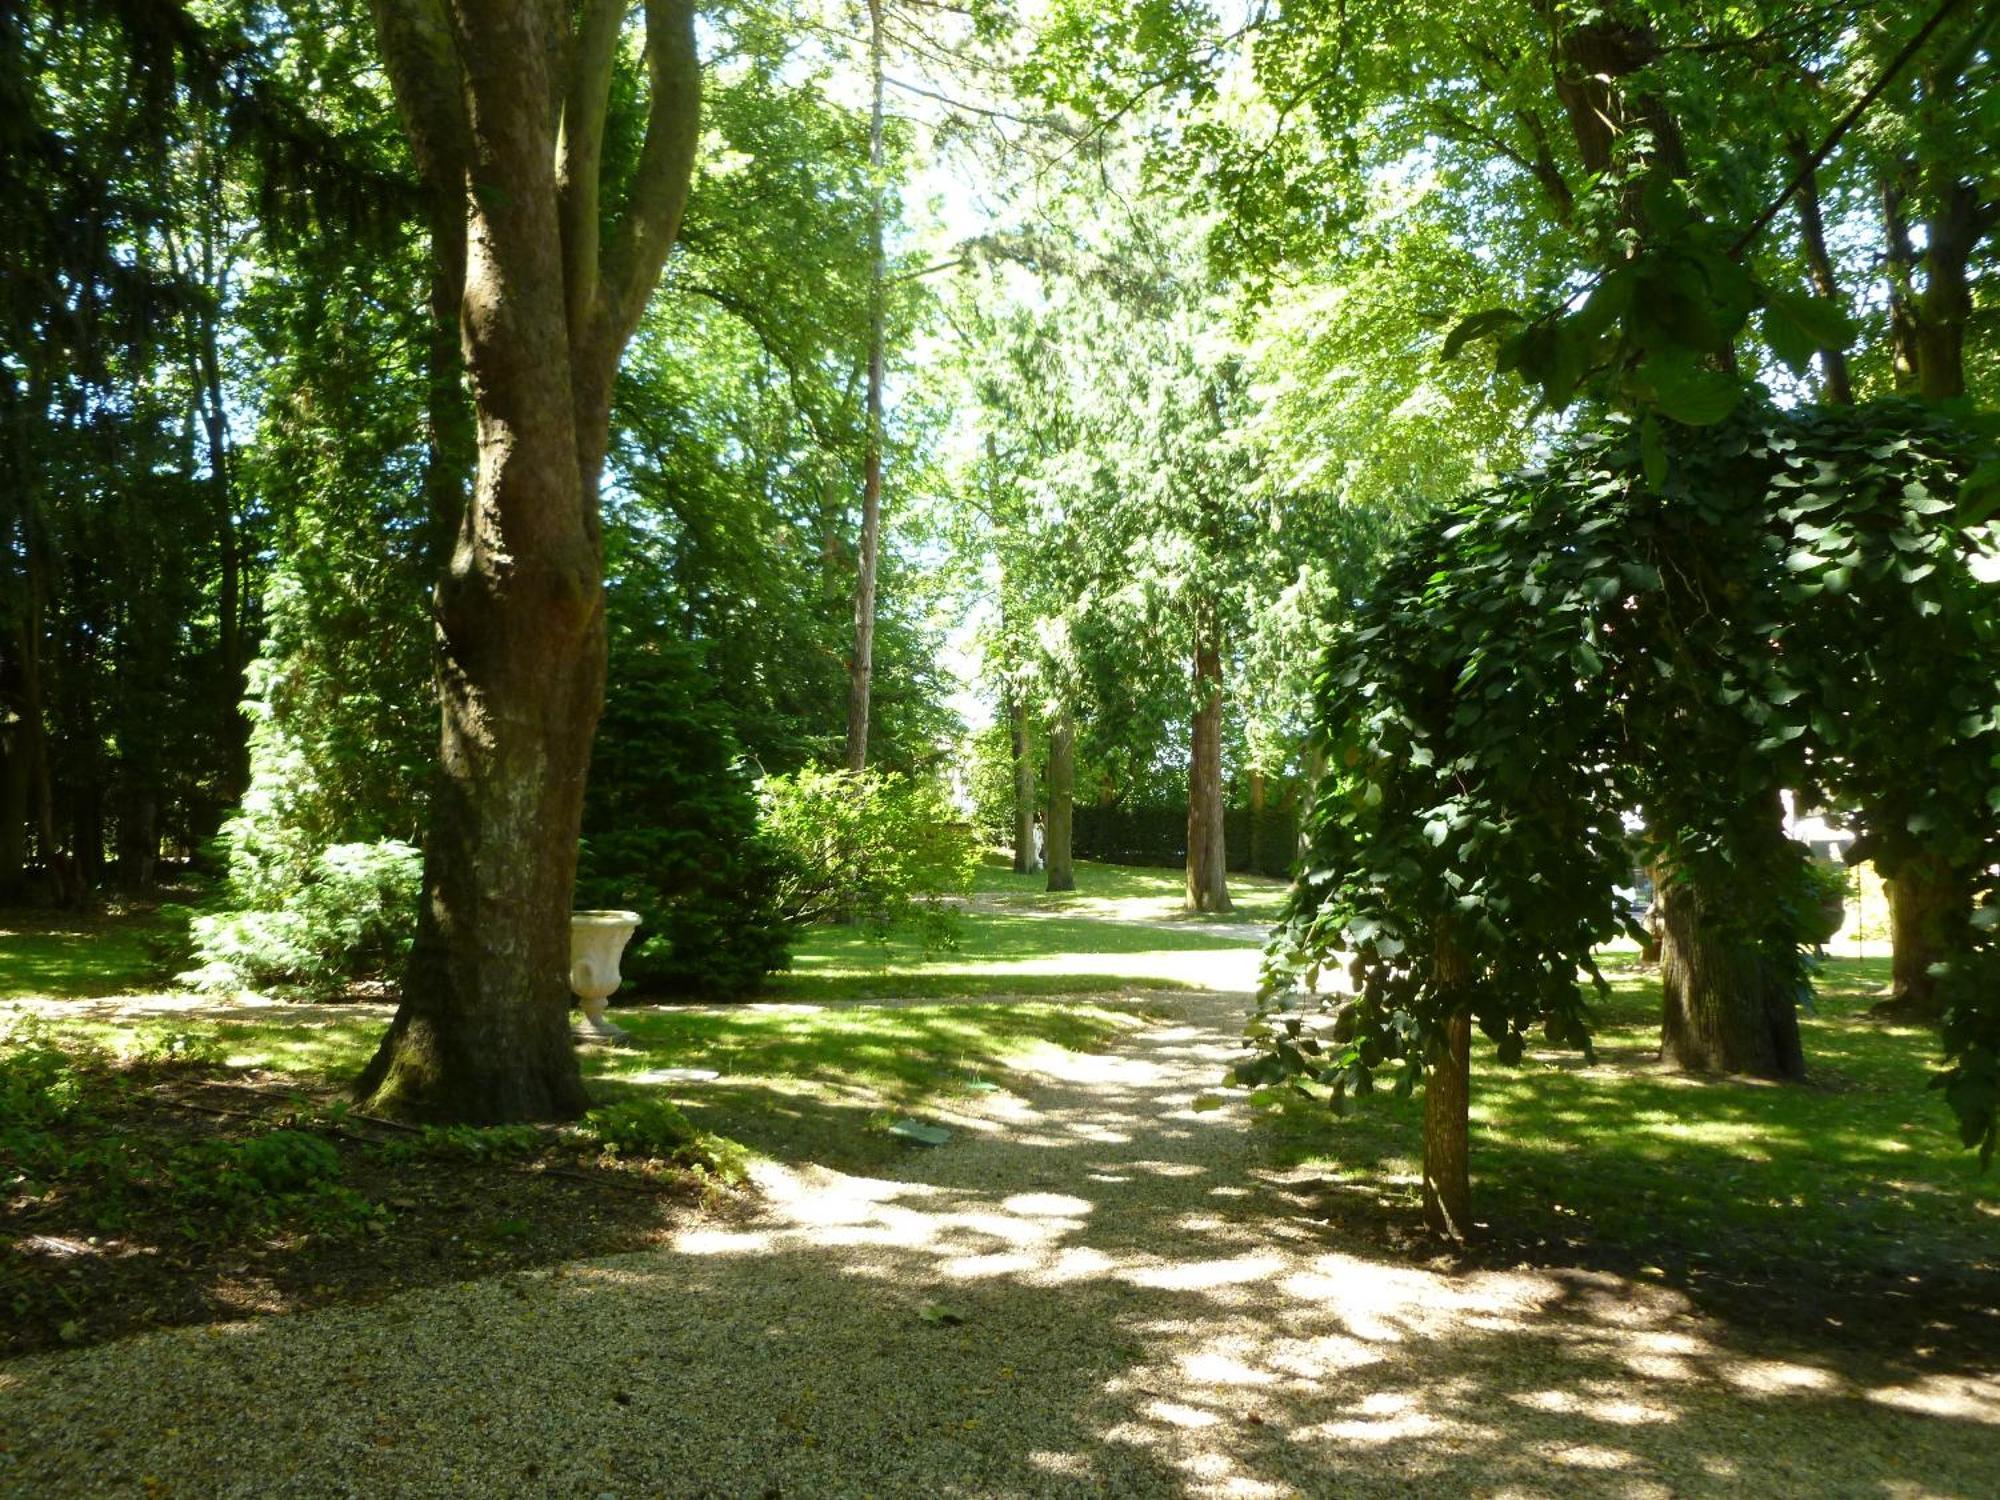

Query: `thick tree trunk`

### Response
(1185, 607, 1231, 913)
(1423, 933, 1473, 1239)
(357, 0, 700, 1124)
(1658, 873, 1806, 1078)
(1010, 692, 1036, 874)
(1046, 703, 1075, 892)
(843, 0, 887, 772)
(1877, 855, 1965, 1022)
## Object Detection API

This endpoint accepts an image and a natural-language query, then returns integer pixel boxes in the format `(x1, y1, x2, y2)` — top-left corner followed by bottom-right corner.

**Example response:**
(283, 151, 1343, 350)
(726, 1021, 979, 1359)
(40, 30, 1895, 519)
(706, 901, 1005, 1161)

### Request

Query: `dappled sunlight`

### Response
(7, 980, 1997, 1496)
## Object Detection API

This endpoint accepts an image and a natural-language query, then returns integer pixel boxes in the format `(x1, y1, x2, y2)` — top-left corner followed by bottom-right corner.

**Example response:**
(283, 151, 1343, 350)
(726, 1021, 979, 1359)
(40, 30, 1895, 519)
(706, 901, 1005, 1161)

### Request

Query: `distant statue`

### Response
(1030, 811, 1046, 872)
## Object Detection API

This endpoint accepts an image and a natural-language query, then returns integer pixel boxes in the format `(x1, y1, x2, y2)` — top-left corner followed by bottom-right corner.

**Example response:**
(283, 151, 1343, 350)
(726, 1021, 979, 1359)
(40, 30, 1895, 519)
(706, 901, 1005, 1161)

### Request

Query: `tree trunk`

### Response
(1010, 692, 1036, 874)
(1788, 137, 1854, 405)
(1658, 873, 1806, 1078)
(357, 0, 700, 1124)
(1877, 855, 1965, 1022)
(1046, 703, 1075, 892)
(0, 720, 26, 900)
(843, 0, 887, 772)
(1423, 932, 1473, 1239)
(1185, 605, 1231, 913)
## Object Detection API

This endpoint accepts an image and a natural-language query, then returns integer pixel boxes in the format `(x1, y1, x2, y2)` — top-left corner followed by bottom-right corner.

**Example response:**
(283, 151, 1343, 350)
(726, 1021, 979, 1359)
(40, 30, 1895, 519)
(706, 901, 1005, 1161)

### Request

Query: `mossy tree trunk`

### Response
(355, 0, 700, 1123)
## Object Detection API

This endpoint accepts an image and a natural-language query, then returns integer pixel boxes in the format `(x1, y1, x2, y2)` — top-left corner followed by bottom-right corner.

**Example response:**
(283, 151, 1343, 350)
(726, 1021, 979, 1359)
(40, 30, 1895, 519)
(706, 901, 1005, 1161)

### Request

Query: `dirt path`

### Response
(4, 989, 1995, 1498)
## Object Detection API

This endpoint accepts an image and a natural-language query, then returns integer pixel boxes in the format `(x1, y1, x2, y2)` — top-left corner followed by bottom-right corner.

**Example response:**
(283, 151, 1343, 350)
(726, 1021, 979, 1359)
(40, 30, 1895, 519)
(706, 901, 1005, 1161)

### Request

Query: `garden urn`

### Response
(570, 910, 642, 1041)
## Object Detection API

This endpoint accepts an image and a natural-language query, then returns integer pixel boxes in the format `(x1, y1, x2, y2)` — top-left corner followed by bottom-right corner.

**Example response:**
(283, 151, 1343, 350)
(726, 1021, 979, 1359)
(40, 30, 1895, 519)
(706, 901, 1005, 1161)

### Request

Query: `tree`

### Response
(355, 0, 702, 1122)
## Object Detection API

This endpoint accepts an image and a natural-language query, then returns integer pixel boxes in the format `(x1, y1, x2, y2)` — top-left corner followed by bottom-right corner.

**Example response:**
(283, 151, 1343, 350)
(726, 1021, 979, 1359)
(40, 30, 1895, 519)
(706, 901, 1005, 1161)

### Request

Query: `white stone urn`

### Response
(570, 910, 642, 1041)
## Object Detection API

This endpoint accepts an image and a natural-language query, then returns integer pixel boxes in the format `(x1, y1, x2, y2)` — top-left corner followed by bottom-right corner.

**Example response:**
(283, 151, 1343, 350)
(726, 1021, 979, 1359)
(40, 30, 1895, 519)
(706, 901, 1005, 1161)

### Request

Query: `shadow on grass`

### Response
(1267, 956, 1999, 1367)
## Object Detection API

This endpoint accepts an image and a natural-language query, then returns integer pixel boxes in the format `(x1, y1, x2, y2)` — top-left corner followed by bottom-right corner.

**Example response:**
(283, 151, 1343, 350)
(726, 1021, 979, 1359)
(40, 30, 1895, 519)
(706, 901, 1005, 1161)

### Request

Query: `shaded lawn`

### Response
(0, 909, 176, 999)
(1267, 955, 1999, 1351)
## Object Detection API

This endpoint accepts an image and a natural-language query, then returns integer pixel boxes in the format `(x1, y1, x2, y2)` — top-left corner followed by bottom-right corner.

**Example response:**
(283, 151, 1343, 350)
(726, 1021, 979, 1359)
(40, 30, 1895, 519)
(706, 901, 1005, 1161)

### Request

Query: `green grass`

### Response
(1268, 955, 1999, 1287)
(764, 855, 1282, 1003)
(0, 910, 177, 999)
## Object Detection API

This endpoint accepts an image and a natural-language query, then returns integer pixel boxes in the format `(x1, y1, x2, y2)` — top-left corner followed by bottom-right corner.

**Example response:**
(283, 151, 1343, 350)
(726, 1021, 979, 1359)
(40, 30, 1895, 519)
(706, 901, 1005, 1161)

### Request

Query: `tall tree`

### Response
(355, 0, 702, 1122)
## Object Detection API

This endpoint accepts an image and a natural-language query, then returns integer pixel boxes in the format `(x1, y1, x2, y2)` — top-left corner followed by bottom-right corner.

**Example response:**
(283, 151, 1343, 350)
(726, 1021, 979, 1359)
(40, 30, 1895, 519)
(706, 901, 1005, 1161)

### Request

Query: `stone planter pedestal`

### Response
(571, 910, 642, 1042)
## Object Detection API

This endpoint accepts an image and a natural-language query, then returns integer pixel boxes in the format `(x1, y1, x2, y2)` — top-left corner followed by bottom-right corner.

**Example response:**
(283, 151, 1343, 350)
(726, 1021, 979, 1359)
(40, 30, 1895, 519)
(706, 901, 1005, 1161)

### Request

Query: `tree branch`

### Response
(559, 0, 625, 355)
(604, 0, 702, 352)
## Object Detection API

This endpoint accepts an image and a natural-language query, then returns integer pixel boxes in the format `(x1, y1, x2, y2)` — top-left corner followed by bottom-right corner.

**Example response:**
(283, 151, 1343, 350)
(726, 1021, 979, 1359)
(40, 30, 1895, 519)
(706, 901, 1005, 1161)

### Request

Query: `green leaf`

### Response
(1650, 359, 1742, 426)
(1640, 413, 1668, 489)
(1764, 289, 1854, 352)
(1960, 462, 2000, 525)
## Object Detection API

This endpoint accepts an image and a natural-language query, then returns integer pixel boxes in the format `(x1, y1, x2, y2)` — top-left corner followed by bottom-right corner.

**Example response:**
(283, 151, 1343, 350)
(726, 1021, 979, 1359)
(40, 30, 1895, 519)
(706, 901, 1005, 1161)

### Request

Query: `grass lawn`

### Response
(5, 861, 1995, 1354)
(763, 854, 1285, 1002)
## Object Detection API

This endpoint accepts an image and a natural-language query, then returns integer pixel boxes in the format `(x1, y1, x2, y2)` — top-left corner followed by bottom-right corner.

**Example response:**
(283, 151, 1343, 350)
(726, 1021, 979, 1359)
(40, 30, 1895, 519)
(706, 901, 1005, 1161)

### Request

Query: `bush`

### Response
(185, 839, 422, 997)
(576, 635, 792, 998)
(759, 766, 979, 940)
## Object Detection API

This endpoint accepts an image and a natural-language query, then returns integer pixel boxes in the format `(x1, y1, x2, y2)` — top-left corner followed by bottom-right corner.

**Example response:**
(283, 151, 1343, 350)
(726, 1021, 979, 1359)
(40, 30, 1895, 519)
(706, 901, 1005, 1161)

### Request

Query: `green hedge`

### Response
(1070, 802, 1298, 879)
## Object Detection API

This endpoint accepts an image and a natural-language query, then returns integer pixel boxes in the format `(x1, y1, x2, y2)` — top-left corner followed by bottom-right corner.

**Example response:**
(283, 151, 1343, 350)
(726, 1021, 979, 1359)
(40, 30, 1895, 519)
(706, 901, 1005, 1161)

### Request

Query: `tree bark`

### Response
(1878, 855, 1966, 1022)
(1658, 872, 1806, 1079)
(1423, 933, 1473, 1239)
(1046, 702, 1075, 892)
(1185, 603, 1231, 913)
(1010, 691, 1036, 874)
(1788, 137, 1854, 405)
(843, 0, 887, 772)
(357, 0, 700, 1123)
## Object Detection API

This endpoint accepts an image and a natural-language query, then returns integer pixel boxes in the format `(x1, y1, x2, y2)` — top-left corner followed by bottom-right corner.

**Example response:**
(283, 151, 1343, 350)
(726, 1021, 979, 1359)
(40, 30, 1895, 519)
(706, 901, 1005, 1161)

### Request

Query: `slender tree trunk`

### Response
(1247, 767, 1266, 875)
(357, 0, 700, 1123)
(1658, 873, 1806, 1078)
(0, 717, 26, 899)
(1423, 932, 1473, 1239)
(1185, 604, 1231, 913)
(843, 0, 888, 772)
(1882, 169, 1924, 392)
(1789, 137, 1854, 405)
(1046, 702, 1075, 892)
(1877, 855, 1966, 1022)
(1010, 691, 1036, 874)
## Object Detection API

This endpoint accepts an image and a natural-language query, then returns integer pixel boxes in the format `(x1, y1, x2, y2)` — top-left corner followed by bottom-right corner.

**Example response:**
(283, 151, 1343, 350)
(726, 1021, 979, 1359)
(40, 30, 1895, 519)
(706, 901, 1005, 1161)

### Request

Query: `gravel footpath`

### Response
(4, 989, 1995, 1499)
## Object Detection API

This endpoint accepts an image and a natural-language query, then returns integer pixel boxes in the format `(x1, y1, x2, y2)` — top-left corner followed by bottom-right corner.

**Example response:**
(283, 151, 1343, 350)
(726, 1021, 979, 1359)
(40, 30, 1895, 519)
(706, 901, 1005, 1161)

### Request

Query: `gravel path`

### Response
(4, 989, 1995, 1498)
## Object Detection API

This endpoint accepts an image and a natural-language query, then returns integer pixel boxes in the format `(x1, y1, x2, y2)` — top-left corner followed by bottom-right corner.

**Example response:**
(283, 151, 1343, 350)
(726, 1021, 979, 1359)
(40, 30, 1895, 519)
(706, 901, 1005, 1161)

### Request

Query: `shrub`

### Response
(185, 839, 421, 997)
(577, 635, 792, 998)
(759, 766, 980, 941)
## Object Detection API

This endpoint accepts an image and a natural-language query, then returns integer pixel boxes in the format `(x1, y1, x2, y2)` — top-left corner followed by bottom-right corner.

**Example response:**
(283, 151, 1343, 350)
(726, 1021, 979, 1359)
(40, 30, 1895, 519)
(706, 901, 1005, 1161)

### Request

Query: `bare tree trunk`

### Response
(1658, 873, 1806, 1078)
(357, 0, 700, 1123)
(1877, 855, 1965, 1022)
(1185, 603, 1231, 913)
(843, 0, 887, 772)
(1046, 702, 1075, 892)
(1423, 931, 1473, 1239)
(1010, 691, 1036, 874)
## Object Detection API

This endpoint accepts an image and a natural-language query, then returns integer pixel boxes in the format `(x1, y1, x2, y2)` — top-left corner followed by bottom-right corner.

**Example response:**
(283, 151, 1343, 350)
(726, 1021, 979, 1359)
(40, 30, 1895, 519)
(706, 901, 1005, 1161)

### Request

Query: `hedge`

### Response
(1069, 802, 1298, 879)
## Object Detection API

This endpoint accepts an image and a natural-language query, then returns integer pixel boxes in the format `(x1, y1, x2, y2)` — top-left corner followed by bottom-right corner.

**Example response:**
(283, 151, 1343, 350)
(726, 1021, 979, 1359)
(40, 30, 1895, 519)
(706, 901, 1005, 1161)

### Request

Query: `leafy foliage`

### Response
(577, 632, 790, 999)
(1250, 402, 1999, 1157)
(185, 839, 421, 997)
(759, 766, 978, 942)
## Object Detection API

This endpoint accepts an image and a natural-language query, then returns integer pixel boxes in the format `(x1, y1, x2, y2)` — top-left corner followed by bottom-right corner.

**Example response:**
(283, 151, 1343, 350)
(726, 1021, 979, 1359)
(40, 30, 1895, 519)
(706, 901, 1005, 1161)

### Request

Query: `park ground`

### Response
(2, 859, 1996, 1496)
